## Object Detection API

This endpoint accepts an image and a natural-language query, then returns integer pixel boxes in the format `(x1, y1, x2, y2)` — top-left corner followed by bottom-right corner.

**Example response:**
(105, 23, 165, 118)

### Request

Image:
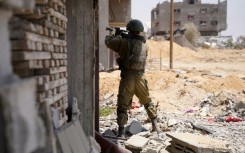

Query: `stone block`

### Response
(234, 101, 245, 111)
(127, 120, 143, 135)
(102, 129, 117, 137)
(141, 148, 158, 153)
(124, 135, 149, 150)
(167, 118, 178, 127)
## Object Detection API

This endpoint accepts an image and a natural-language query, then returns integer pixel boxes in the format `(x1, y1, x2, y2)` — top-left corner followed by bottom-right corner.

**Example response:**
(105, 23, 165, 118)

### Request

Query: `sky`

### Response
(132, 0, 245, 37)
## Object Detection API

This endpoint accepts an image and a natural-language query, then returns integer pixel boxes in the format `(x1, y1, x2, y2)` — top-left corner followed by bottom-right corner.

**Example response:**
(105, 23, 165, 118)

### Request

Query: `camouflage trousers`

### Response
(117, 71, 157, 127)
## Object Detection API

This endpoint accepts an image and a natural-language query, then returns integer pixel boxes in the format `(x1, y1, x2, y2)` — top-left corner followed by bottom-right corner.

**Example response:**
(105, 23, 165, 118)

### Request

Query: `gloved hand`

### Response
(111, 28, 116, 36)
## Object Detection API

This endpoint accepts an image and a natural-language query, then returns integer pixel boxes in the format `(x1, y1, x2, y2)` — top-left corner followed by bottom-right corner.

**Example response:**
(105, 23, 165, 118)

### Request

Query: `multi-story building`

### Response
(151, 0, 227, 36)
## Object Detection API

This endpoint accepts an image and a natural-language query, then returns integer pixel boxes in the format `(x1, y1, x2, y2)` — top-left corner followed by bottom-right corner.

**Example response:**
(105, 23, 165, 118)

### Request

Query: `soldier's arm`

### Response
(104, 35, 126, 55)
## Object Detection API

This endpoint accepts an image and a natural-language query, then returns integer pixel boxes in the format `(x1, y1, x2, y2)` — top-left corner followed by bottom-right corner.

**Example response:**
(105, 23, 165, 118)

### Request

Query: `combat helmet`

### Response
(126, 19, 144, 32)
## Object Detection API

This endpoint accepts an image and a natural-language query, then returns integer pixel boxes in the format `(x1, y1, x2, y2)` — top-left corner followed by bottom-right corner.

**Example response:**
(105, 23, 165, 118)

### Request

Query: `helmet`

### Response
(126, 19, 144, 32)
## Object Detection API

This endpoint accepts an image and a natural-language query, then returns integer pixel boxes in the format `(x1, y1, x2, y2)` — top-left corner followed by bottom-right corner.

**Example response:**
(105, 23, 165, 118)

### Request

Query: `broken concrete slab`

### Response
(136, 131, 151, 137)
(234, 101, 245, 111)
(101, 129, 119, 144)
(102, 129, 117, 137)
(168, 118, 178, 127)
(0, 78, 45, 153)
(142, 123, 152, 131)
(141, 137, 171, 153)
(124, 135, 149, 151)
(166, 132, 231, 153)
(141, 147, 162, 153)
(127, 120, 143, 135)
(56, 120, 100, 153)
(141, 143, 165, 153)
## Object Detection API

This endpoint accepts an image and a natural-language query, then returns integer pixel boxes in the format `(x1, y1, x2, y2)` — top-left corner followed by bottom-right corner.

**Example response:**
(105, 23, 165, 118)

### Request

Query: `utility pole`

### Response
(170, 0, 174, 69)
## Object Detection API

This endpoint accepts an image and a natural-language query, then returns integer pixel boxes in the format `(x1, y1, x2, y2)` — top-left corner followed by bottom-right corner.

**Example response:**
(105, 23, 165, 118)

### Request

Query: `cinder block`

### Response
(124, 135, 149, 151)
(166, 133, 231, 153)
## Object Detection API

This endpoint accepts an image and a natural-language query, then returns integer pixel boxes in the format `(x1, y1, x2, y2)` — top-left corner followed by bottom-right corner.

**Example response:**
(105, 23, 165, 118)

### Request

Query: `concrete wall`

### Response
(99, 0, 109, 70)
(0, 1, 46, 153)
(10, 0, 69, 129)
(0, 0, 100, 152)
(109, 0, 131, 27)
(67, 0, 96, 137)
(151, 0, 227, 36)
(99, 0, 131, 70)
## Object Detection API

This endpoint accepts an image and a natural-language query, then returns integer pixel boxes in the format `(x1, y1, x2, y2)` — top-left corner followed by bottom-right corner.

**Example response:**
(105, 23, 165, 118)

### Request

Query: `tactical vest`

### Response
(122, 37, 147, 70)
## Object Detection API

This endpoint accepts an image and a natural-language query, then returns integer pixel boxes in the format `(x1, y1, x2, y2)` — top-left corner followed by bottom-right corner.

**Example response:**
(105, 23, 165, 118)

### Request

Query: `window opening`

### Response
(174, 21, 181, 26)
(188, 15, 194, 20)
(174, 9, 181, 13)
(189, 0, 195, 4)
(211, 20, 218, 25)
(154, 11, 157, 20)
(200, 21, 207, 26)
(211, 8, 218, 13)
(200, 8, 207, 13)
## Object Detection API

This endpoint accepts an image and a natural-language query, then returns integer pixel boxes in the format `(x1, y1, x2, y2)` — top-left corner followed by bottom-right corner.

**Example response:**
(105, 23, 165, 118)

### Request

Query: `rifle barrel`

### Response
(106, 27, 113, 32)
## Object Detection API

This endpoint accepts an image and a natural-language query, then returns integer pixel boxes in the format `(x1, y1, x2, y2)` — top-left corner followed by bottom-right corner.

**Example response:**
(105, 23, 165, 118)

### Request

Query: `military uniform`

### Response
(104, 19, 160, 136)
(105, 34, 157, 127)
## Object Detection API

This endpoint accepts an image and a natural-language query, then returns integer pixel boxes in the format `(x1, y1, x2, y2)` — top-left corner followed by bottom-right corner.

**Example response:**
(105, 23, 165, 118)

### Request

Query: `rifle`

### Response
(106, 27, 129, 38)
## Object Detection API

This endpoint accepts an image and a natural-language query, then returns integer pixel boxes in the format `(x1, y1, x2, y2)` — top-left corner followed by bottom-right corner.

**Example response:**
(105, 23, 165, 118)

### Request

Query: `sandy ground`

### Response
(100, 40, 245, 115)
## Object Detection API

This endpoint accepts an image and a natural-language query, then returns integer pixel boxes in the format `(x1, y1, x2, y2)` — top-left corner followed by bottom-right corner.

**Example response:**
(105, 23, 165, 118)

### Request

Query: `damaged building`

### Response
(151, 0, 227, 36)
(0, 0, 131, 152)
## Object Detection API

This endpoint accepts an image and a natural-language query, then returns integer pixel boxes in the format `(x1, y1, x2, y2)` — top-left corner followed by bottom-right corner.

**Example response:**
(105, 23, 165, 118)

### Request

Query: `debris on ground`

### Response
(99, 40, 245, 153)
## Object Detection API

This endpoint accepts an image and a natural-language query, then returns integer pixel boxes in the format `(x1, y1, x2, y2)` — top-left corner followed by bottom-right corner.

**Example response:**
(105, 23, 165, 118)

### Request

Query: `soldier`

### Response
(104, 19, 160, 137)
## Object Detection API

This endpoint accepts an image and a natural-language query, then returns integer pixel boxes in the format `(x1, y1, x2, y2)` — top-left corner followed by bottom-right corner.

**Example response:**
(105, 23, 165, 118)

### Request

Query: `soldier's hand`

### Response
(111, 28, 116, 36)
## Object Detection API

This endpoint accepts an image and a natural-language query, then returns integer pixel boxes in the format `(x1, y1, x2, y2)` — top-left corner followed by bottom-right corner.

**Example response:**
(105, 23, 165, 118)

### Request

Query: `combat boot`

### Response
(151, 118, 161, 134)
(117, 126, 125, 137)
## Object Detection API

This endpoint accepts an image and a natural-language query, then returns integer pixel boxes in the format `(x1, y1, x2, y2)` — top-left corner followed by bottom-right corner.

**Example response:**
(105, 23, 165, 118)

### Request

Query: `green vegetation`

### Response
(99, 106, 114, 117)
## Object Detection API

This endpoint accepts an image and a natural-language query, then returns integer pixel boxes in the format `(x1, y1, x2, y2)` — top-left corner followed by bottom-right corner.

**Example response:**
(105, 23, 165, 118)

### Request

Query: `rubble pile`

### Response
(99, 40, 245, 152)
(198, 92, 245, 119)
(99, 93, 245, 153)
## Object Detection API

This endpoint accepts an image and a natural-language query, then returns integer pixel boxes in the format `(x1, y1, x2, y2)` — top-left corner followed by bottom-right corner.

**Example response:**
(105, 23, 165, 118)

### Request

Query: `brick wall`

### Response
(10, 0, 68, 128)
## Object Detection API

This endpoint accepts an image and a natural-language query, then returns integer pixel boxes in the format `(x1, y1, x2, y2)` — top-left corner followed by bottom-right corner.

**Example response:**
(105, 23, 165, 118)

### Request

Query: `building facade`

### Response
(151, 0, 227, 36)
